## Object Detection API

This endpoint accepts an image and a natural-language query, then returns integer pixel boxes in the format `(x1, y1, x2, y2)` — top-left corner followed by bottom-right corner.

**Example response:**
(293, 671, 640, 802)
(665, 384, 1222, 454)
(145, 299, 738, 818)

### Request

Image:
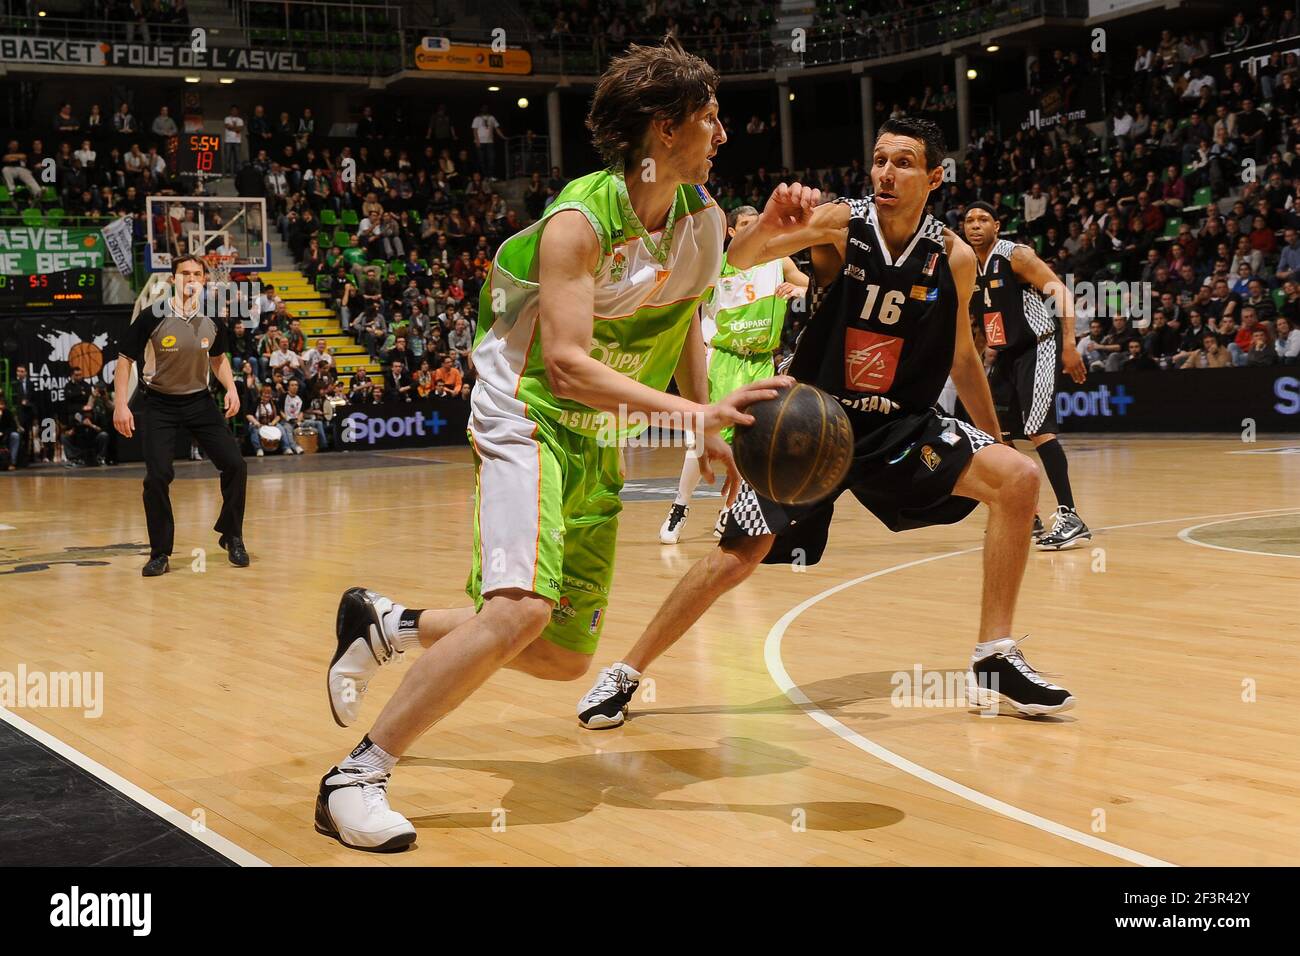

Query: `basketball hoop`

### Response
(204, 253, 236, 285)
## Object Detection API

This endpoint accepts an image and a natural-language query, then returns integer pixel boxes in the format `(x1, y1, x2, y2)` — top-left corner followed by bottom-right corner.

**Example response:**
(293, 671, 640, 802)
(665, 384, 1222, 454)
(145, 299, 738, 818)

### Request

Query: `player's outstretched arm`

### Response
(728, 183, 845, 269)
(1010, 245, 1086, 384)
(539, 211, 781, 435)
(945, 233, 1002, 440)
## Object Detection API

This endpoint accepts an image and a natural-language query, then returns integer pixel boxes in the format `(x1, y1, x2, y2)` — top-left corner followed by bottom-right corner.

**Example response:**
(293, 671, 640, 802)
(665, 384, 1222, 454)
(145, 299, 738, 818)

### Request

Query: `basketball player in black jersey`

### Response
(961, 202, 1091, 550)
(578, 117, 1076, 725)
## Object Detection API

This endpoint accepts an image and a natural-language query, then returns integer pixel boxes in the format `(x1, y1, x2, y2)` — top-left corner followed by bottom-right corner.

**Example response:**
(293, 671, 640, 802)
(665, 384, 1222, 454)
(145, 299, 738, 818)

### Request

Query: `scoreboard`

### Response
(0, 269, 101, 309)
(178, 133, 221, 177)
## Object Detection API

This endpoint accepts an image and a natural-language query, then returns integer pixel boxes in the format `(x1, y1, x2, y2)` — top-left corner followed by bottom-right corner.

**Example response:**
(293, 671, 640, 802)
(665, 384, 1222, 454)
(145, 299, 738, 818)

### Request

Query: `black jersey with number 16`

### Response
(789, 196, 956, 421)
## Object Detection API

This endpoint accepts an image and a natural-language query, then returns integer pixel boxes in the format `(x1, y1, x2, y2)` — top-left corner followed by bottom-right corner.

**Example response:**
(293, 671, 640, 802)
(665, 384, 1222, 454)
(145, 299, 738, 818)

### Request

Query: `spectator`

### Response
(471, 104, 504, 179)
(2, 141, 41, 200)
(151, 106, 178, 139)
(1274, 316, 1300, 363)
(432, 355, 467, 398)
(223, 105, 245, 176)
(1180, 331, 1232, 368)
(0, 396, 20, 469)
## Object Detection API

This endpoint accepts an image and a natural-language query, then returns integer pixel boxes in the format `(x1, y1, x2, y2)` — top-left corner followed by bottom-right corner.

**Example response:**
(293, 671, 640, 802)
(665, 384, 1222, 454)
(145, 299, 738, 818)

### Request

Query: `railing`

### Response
(504, 134, 549, 179)
(237, 0, 403, 38)
(0, 13, 193, 43)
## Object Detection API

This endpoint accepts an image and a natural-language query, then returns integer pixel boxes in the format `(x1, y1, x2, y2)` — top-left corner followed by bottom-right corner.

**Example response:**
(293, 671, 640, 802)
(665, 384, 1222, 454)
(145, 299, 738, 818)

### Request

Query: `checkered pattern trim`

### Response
(1022, 286, 1056, 338)
(955, 418, 998, 453)
(919, 214, 946, 246)
(992, 239, 1018, 261)
(720, 480, 772, 536)
(1023, 336, 1058, 436)
(834, 196, 872, 221)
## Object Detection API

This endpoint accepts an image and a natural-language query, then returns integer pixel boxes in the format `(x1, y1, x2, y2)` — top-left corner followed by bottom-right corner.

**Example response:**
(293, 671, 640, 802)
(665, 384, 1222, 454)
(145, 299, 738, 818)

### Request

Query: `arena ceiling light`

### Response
(219, 77, 236, 84)
(986, 44, 1000, 52)
(966, 68, 978, 79)
(184, 76, 200, 83)
(517, 97, 529, 109)
(487, 85, 500, 92)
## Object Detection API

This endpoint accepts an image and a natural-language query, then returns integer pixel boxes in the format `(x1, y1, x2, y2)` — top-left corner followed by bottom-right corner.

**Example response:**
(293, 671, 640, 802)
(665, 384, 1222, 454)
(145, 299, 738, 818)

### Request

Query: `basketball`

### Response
(732, 383, 853, 506)
(67, 341, 103, 379)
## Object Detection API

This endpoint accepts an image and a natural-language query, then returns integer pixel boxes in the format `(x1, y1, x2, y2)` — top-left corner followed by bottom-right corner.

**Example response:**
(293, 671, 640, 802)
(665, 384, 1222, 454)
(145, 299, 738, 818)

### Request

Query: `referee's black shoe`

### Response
(219, 534, 250, 567)
(142, 555, 169, 577)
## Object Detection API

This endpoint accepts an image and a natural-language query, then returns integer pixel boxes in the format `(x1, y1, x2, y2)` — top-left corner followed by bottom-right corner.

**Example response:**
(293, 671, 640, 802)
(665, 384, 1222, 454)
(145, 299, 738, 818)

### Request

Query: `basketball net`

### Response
(204, 253, 236, 287)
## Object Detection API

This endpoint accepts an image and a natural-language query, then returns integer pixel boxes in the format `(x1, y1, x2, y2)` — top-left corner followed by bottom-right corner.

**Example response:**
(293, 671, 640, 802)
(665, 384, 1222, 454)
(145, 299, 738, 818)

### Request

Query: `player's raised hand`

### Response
(760, 182, 822, 232)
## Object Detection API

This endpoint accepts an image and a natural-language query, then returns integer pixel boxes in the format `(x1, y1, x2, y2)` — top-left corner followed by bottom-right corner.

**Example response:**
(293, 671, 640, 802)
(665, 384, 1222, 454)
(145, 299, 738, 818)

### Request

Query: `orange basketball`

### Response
(68, 341, 103, 378)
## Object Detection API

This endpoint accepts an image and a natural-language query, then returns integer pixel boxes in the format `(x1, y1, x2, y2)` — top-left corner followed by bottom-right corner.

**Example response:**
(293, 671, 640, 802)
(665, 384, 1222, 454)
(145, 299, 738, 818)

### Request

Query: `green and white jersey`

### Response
(472, 168, 724, 437)
(703, 255, 786, 356)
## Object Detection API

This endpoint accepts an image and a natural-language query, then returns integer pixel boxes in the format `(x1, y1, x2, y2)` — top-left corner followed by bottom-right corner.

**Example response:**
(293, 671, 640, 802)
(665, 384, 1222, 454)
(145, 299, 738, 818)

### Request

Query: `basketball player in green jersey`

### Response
(658, 204, 809, 544)
(314, 37, 796, 852)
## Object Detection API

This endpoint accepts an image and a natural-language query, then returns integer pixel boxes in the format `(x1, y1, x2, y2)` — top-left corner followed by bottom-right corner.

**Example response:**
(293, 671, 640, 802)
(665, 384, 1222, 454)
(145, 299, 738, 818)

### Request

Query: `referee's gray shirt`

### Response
(121, 299, 230, 396)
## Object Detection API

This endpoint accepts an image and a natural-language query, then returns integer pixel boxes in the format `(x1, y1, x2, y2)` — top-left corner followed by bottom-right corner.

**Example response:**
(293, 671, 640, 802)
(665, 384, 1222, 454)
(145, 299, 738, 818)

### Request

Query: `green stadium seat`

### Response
(320, 209, 337, 227)
(390, 261, 406, 277)
(332, 228, 350, 247)
(20, 207, 42, 227)
(316, 274, 332, 292)
(1163, 216, 1182, 238)
(1273, 287, 1288, 312)
(341, 210, 359, 227)
(1192, 186, 1213, 208)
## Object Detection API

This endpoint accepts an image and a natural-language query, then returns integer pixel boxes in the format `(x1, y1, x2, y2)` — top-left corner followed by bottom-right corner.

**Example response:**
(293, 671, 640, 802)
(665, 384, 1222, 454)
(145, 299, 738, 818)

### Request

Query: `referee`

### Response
(113, 255, 250, 576)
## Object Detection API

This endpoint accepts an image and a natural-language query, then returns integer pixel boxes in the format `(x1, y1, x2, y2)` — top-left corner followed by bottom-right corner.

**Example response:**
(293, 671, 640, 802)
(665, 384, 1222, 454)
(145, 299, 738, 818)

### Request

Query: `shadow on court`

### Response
(401, 736, 904, 833)
(631, 671, 901, 721)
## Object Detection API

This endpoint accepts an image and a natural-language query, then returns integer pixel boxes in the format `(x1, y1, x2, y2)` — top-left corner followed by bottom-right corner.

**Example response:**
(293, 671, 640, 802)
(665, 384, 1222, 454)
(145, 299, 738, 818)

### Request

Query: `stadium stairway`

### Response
(254, 265, 379, 378)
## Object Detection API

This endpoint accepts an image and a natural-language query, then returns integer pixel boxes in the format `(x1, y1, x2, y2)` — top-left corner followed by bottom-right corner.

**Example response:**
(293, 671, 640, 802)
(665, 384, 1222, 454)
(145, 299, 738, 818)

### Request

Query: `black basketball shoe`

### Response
(1036, 506, 1091, 551)
(968, 637, 1076, 716)
(659, 503, 689, 544)
(1031, 514, 1045, 541)
(577, 663, 640, 729)
(328, 588, 401, 728)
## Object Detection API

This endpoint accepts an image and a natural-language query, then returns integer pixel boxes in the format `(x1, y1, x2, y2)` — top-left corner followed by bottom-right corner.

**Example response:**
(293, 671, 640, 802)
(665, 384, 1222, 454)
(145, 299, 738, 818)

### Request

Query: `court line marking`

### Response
(763, 506, 1300, 868)
(1177, 512, 1300, 560)
(0, 705, 270, 867)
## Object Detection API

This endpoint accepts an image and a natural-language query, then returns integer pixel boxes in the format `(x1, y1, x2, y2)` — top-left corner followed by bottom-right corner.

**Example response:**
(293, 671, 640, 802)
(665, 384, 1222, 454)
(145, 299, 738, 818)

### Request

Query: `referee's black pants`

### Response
(138, 388, 247, 559)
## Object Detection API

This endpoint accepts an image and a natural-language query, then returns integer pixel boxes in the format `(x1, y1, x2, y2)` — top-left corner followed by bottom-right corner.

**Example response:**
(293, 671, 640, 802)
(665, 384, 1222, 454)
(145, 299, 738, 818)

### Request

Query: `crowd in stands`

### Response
(6, 3, 1300, 471)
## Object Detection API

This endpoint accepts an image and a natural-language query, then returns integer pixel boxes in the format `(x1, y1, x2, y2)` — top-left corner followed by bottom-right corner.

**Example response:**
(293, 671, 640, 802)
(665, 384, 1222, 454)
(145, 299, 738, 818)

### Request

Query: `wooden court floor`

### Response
(1, 434, 1297, 866)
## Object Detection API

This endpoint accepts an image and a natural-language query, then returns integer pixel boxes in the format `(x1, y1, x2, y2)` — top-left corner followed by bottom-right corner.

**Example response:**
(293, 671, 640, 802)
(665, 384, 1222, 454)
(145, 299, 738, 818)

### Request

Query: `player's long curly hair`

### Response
(586, 34, 719, 170)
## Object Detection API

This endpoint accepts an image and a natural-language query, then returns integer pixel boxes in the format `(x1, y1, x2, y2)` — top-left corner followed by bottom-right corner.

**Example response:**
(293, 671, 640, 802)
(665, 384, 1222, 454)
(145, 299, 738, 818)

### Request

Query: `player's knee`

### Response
(713, 535, 769, 587)
(482, 591, 552, 646)
(1002, 455, 1041, 508)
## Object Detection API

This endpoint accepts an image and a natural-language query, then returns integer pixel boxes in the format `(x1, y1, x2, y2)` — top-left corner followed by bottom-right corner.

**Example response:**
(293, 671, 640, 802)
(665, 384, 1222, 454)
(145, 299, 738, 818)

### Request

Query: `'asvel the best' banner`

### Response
(0, 227, 107, 276)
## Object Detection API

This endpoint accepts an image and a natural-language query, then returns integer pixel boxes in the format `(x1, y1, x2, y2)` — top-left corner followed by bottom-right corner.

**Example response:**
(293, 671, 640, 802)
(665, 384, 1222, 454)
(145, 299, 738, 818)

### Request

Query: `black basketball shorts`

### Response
(716, 407, 998, 567)
(988, 337, 1060, 441)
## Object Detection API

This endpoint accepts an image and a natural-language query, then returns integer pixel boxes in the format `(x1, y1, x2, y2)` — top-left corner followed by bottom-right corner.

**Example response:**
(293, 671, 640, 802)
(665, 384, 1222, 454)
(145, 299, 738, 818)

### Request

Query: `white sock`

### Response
(613, 661, 642, 681)
(340, 735, 398, 774)
(973, 637, 1014, 661)
(381, 603, 423, 652)
(675, 452, 702, 507)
